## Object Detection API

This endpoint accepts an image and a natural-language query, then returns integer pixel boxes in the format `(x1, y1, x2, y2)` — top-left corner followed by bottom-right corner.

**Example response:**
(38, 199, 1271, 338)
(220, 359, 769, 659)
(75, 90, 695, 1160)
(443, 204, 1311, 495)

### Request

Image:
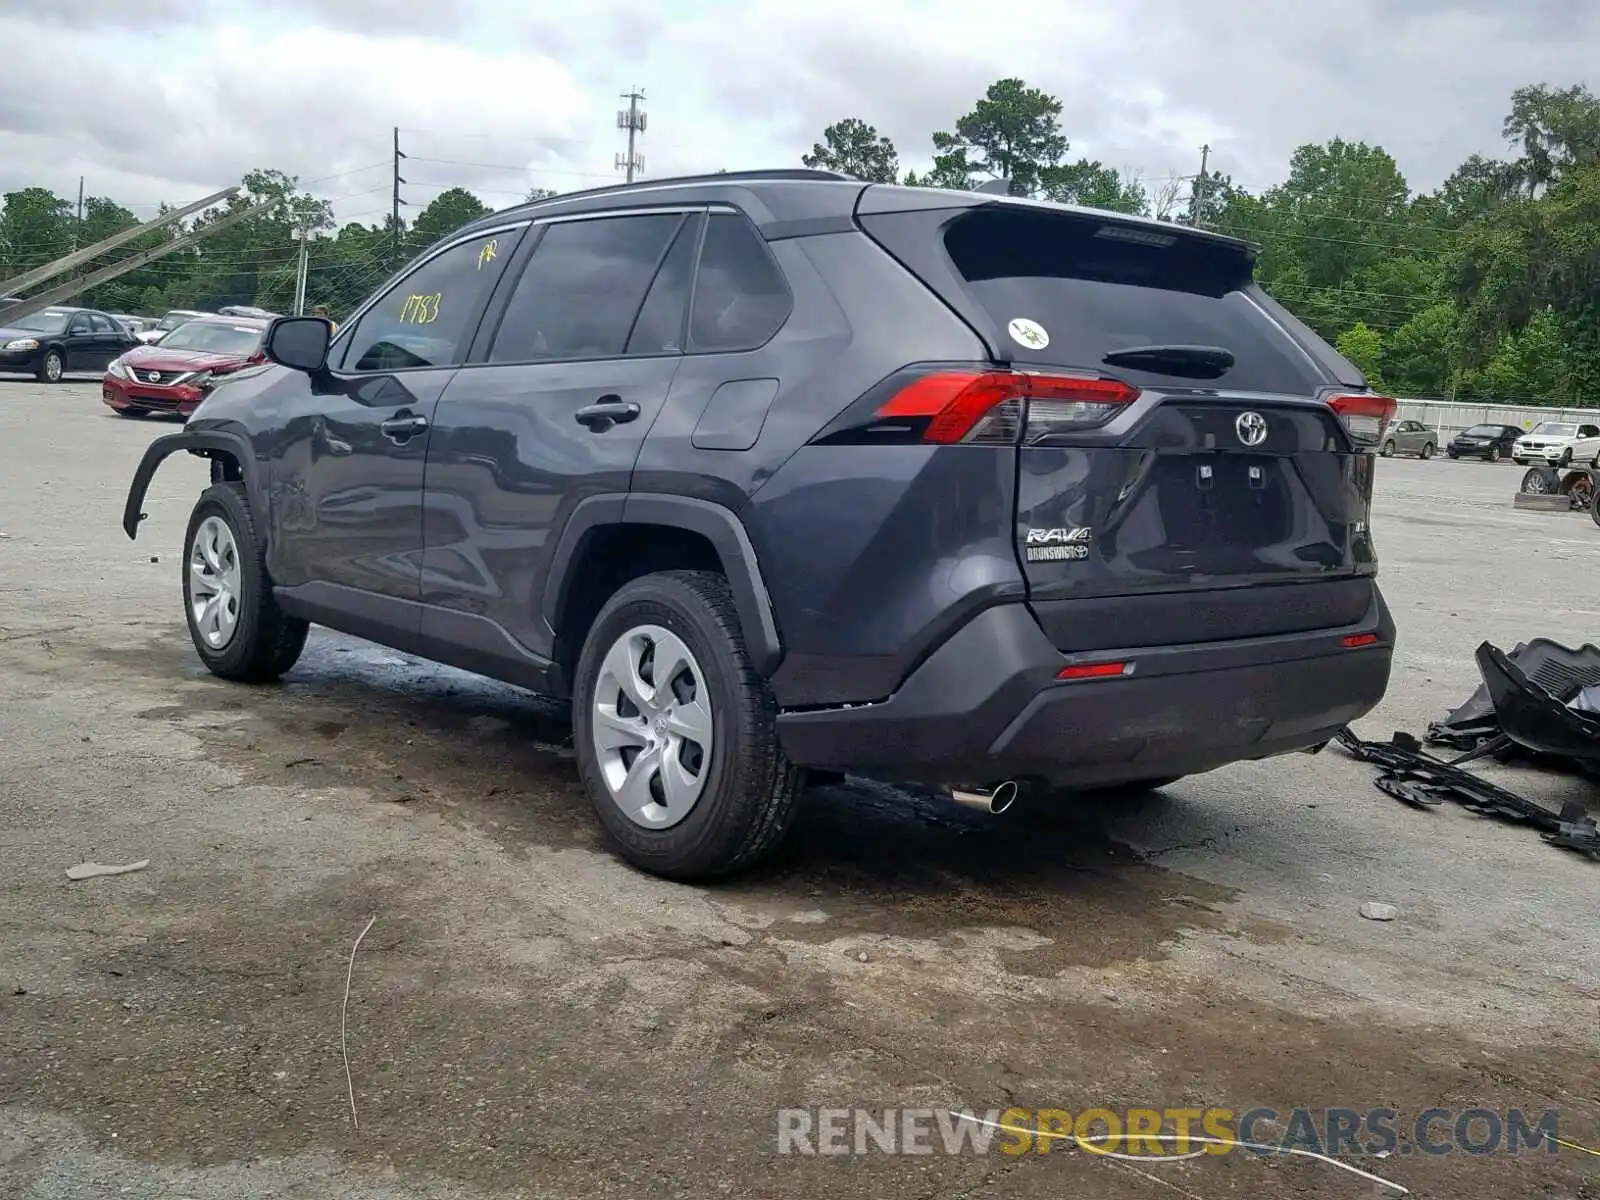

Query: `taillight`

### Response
(870, 369, 1140, 445)
(1327, 393, 1396, 448)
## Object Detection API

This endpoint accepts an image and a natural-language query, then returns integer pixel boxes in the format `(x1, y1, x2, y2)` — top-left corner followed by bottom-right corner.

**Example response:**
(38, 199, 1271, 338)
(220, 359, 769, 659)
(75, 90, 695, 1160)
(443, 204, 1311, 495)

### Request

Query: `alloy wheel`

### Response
(591, 624, 714, 829)
(187, 515, 242, 649)
(44, 353, 62, 382)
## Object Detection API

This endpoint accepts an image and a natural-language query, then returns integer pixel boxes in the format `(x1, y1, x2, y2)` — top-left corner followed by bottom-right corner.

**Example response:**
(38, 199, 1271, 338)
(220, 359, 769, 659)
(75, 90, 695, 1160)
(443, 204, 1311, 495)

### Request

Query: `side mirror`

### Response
(264, 316, 332, 373)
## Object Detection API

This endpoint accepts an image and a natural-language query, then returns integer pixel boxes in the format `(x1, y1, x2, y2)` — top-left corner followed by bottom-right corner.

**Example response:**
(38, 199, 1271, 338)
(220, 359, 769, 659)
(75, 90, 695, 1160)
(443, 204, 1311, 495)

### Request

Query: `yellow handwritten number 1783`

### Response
(399, 292, 441, 324)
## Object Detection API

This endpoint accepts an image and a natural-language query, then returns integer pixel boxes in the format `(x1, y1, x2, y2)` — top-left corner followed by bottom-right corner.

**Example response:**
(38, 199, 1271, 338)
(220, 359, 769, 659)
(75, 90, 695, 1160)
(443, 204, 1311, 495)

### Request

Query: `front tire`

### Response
(35, 349, 63, 383)
(1521, 466, 1560, 495)
(181, 483, 309, 682)
(572, 569, 804, 880)
(1560, 448, 1574, 466)
(1488, 445, 1501, 462)
(1419, 442, 1435, 460)
(1380, 440, 1395, 457)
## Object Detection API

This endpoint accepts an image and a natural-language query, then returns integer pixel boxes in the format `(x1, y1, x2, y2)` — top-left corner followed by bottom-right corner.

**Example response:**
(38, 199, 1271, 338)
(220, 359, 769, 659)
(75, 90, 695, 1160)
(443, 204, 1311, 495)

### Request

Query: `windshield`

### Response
(7, 310, 72, 334)
(1530, 422, 1576, 437)
(157, 321, 264, 356)
(1462, 425, 1503, 436)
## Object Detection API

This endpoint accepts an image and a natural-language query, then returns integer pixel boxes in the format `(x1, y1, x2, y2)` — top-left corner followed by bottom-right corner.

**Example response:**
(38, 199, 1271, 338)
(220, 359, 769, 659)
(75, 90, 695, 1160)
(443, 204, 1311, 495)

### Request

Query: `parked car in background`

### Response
(122, 170, 1395, 879)
(0, 305, 141, 382)
(218, 305, 276, 319)
(137, 309, 209, 344)
(1446, 423, 1522, 462)
(1380, 419, 1436, 459)
(102, 315, 269, 418)
(1512, 420, 1600, 467)
(110, 314, 150, 336)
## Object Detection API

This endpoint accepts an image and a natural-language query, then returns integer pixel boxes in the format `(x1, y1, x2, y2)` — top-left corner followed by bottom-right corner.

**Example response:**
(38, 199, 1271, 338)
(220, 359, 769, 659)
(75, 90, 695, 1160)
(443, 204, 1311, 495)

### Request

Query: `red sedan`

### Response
(102, 315, 269, 418)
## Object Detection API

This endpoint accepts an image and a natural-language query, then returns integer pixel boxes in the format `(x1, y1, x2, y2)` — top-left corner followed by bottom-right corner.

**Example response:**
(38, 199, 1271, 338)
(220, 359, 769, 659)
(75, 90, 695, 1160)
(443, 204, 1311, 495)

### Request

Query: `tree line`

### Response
(0, 170, 519, 329)
(799, 78, 1600, 406)
(2, 78, 1595, 404)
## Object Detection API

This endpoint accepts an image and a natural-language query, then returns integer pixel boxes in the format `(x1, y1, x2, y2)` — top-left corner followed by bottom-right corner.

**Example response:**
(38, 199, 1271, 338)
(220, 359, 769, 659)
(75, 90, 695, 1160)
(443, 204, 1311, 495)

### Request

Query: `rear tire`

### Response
(572, 569, 804, 880)
(181, 483, 309, 682)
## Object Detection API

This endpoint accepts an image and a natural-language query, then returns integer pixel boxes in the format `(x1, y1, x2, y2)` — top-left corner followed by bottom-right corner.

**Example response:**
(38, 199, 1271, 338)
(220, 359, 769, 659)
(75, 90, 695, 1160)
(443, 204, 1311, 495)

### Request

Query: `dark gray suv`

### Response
(123, 169, 1395, 879)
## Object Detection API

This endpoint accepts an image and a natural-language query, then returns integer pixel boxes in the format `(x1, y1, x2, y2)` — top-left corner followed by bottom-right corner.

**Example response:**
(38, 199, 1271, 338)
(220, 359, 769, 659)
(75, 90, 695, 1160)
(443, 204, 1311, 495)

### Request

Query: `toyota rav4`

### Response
(122, 169, 1396, 880)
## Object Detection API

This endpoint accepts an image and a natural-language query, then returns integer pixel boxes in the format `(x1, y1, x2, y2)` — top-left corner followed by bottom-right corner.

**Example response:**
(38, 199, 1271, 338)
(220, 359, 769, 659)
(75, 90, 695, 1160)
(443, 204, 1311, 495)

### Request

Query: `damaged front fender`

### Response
(122, 427, 258, 539)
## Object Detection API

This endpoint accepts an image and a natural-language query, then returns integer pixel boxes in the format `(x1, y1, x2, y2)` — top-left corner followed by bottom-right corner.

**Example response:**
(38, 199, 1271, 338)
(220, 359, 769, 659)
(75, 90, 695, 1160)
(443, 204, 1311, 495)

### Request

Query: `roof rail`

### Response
(495, 167, 860, 218)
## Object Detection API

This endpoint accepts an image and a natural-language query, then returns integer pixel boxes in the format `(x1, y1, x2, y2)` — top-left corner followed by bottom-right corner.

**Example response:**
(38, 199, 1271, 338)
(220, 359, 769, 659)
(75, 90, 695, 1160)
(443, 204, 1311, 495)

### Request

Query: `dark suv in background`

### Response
(123, 169, 1396, 880)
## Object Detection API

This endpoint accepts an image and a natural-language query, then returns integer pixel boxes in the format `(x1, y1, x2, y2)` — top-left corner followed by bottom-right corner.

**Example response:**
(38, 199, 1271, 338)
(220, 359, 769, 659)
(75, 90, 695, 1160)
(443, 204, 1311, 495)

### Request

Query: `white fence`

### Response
(1393, 397, 1600, 438)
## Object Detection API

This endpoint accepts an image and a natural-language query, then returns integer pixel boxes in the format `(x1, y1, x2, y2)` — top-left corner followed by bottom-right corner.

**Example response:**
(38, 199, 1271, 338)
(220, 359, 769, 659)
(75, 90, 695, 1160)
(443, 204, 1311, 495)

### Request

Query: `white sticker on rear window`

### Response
(1007, 317, 1049, 350)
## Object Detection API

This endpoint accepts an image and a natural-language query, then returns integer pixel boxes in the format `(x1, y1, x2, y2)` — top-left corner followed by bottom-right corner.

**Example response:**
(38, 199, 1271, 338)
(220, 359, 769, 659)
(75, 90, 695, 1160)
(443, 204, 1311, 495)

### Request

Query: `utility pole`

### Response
(1190, 144, 1211, 227)
(292, 225, 310, 315)
(616, 89, 646, 183)
(391, 126, 407, 268)
(72, 177, 86, 289)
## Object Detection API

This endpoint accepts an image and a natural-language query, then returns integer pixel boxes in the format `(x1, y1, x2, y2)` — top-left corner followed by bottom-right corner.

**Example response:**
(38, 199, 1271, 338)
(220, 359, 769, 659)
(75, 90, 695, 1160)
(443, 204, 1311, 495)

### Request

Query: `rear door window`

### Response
(941, 207, 1327, 395)
(488, 213, 685, 363)
(625, 214, 700, 356)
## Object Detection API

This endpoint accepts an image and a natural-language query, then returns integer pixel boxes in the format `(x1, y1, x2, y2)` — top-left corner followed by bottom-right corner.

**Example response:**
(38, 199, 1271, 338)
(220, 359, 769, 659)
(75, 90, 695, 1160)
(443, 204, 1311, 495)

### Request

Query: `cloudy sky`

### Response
(0, 0, 1592, 223)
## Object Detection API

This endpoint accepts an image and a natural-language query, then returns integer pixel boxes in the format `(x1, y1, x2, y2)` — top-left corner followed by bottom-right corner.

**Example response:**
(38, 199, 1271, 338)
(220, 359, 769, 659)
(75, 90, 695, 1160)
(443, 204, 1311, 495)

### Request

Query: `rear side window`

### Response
(688, 212, 790, 352)
(941, 208, 1326, 395)
(490, 214, 685, 362)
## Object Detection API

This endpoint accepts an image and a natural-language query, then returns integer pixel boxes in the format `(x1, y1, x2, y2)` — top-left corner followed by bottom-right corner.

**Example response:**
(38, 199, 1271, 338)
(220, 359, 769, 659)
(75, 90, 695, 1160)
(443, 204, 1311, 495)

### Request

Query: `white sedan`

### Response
(1512, 420, 1600, 467)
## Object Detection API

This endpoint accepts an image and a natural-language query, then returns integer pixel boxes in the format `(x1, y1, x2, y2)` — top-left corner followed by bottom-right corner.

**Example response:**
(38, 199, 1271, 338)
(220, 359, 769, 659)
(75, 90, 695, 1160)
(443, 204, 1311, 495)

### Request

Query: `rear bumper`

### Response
(775, 587, 1394, 788)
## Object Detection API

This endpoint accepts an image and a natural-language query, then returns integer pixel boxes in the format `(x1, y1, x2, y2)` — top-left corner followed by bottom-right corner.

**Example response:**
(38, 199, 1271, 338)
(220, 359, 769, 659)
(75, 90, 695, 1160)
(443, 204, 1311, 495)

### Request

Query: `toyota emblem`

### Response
(1235, 411, 1267, 447)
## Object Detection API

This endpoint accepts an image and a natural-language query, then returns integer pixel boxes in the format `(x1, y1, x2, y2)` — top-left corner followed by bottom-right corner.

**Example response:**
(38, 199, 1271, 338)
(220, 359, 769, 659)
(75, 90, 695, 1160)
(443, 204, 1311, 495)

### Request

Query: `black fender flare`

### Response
(542, 492, 784, 676)
(122, 428, 260, 539)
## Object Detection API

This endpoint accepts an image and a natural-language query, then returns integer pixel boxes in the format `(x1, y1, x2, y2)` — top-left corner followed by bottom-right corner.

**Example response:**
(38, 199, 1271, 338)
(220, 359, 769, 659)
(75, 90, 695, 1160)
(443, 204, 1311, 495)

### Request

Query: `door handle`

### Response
(574, 397, 640, 430)
(380, 413, 429, 442)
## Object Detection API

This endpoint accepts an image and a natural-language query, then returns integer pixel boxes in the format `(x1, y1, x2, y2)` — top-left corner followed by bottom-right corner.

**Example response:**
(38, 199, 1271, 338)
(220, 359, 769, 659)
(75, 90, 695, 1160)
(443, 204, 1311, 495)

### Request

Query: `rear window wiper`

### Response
(1101, 344, 1235, 379)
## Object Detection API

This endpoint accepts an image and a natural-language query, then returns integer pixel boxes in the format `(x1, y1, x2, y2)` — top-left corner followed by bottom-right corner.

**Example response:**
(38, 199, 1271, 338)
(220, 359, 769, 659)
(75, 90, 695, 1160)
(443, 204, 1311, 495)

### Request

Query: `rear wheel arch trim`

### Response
(122, 428, 260, 539)
(544, 493, 783, 676)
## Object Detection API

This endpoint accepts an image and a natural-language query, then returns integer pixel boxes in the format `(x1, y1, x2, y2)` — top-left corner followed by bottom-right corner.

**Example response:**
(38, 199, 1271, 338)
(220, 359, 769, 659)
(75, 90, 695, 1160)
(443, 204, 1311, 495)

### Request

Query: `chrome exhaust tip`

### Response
(950, 780, 1019, 815)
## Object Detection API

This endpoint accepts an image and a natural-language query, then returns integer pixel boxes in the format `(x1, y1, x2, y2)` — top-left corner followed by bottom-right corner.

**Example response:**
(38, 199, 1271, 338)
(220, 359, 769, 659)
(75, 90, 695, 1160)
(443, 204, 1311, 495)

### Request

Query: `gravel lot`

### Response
(2, 379, 1598, 1199)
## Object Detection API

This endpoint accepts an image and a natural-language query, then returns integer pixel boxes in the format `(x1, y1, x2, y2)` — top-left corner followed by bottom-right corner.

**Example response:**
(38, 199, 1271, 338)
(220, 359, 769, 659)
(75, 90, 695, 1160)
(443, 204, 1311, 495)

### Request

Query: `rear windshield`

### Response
(942, 208, 1327, 395)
